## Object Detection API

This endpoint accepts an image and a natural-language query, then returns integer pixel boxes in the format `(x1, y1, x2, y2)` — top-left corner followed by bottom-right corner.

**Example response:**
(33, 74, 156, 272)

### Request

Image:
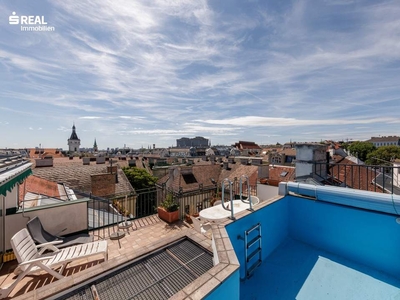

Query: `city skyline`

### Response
(1, 0, 400, 149)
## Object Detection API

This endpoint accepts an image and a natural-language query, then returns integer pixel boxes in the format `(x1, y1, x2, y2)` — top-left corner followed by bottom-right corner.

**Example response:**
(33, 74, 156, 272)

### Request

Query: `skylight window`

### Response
(182, 173, 197, 184)
(280, 171, 288, 177)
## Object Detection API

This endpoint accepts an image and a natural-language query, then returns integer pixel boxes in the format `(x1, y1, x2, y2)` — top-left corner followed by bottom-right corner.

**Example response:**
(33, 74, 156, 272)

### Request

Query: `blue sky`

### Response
(1, 0, 399, 149)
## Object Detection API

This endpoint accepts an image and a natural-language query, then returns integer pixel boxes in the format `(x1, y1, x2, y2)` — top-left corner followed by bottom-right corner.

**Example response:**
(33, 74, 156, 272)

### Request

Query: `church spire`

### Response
(68, 123, 81, 152)
(69, 123, 79, 140)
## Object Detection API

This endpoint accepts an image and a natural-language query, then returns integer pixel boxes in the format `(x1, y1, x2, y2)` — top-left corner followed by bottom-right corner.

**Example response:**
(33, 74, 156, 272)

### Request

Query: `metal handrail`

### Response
(239, 175, 253, 211)
(221, 178, 235, 220)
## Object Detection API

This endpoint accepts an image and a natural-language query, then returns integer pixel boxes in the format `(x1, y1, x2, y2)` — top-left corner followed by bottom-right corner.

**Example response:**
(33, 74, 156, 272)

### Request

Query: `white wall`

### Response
(68, 140, 80, 152)
(2, 200, 89, 250)
(4, 185, 18, 210)
(35, 158, 54, 167)
(295, 144, 327, 179)
(393, 162, 400, 188)
(258, 165, 269, 179)
(257, 184, 278, 202)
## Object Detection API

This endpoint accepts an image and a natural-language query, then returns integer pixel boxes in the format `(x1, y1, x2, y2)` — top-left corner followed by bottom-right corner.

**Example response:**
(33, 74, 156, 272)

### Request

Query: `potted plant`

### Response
(158, 193, 180, 223)
(210, 185, 222, 206)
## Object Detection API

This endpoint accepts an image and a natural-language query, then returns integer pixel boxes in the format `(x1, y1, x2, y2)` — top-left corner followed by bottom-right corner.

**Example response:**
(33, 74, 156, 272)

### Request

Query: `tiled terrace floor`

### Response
(0, 215, 210, 300)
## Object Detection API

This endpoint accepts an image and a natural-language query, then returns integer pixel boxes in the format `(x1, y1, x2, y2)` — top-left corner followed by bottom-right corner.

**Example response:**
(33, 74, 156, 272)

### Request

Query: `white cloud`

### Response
(198, 116, 398, 127)
(1, 0, 400, 148)
(79, 116, 102, 119)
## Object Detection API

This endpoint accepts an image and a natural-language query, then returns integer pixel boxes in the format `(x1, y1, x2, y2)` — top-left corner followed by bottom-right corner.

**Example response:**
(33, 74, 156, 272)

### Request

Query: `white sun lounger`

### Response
(0, 228, 107, 299)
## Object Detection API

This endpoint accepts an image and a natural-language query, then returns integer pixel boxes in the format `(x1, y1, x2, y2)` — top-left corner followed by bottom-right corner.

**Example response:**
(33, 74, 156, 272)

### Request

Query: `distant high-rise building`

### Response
(67, 124, 81, 152)
(176, 136, 209, 148)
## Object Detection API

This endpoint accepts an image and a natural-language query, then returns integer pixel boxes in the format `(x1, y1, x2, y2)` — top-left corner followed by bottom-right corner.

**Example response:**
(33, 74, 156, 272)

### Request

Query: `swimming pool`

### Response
(33, 183, 400, 299)
(223, 184, 400, 299)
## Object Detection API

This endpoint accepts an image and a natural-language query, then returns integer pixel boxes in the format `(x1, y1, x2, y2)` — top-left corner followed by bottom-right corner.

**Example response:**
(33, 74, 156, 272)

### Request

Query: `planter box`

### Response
(185, 213, 199, 223)
(157, 207, 179, 223)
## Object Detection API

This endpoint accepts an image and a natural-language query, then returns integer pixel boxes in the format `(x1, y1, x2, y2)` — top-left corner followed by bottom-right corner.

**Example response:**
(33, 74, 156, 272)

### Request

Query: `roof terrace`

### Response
(1, 179, 400, 299)
(0, 216, 215, 299)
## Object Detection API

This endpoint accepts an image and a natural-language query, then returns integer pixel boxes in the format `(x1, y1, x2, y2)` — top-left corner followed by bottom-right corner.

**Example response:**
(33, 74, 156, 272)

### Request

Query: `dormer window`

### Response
(181, 167, 197, 184)
(182, 173, 197, 184)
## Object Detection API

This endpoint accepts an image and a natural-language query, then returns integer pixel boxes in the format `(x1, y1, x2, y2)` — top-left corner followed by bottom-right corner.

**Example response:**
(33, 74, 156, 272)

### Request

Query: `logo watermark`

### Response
(9, 12, 55, 31)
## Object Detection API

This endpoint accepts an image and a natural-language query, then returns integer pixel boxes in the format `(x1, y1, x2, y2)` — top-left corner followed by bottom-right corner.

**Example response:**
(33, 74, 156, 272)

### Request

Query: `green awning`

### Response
(0, 168, 32, 196)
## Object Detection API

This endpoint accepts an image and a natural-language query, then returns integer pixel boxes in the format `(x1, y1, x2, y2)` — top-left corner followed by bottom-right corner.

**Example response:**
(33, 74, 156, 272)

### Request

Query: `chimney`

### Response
(240, 158, 249, 165)
(91, 173, 116, 197)
(223, 161, 229, 170)
(107, 160, 118, 183)
(294, 143, 327, 180)
(168, 166, 177, 181)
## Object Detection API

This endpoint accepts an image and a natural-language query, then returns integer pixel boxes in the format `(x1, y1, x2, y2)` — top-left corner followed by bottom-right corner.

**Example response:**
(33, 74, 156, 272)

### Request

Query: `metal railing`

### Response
(313, 162, 400, 194)
(135, 187, 157, 218)
(156, 180, 258, 219)
(73, 189, 157, 231)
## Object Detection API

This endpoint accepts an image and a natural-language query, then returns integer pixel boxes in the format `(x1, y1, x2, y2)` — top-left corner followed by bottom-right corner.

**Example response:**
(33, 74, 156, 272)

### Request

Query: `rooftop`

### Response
(2, 146, 400, 299)
(368, 136, 400, 142)
(1, 181, 400, 299)
(0, 216, 214, 299)
(32, 157, 134, 196)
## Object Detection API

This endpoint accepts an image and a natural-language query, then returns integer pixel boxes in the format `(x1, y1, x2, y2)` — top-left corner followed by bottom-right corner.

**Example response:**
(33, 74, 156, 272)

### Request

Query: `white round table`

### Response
(199, 197, 259, 222)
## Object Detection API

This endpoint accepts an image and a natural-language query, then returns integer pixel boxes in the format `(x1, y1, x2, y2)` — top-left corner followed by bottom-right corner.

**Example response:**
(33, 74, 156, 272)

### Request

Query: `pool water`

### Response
(226, 194, 400, 299)
(241, 237, 400, 299)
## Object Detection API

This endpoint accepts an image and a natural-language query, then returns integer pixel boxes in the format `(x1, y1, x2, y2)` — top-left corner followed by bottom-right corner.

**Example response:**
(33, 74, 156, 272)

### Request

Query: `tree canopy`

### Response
(344, 141, 376, 162)
(366, 146, 400, 165)
(122, 167, 158, 190)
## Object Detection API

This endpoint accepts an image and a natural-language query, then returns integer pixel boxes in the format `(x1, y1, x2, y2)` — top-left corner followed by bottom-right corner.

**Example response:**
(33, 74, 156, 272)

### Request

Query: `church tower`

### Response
(93, 138, 98, 152)
(68, 123, 81, 152)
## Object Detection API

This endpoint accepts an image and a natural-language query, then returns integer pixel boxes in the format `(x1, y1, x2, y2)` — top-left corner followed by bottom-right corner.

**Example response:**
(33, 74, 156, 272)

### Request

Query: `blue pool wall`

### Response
(226, 197, 290, 280)
(288, 195, 400, 278)
(226, 188, 400, 282)
(204, 269, 240, 300)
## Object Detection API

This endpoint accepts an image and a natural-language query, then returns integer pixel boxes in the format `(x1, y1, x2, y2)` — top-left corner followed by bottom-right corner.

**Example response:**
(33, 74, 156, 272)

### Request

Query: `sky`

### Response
(1, 0, 400, 150)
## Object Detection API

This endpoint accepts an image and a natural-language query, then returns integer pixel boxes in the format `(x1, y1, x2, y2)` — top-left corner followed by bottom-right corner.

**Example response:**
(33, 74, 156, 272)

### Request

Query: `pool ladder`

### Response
(244, 223, 262, 279)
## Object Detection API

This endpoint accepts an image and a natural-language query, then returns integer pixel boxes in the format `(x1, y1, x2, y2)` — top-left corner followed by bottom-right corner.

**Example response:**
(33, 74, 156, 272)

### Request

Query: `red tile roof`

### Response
(368, 136, 400, 142)
(233, 141, 262, 150)
(157, 163, 259, 193)
(219, 163, 258, 186)
(159, 165, 222, 193)
(280, 148, 296, 156)
(32, 157, 134, 195)
(19, 175, 60, 201)
(262, 166, 295, 186)
(329, 158, 383, 192)
(28, 148, 65, 158)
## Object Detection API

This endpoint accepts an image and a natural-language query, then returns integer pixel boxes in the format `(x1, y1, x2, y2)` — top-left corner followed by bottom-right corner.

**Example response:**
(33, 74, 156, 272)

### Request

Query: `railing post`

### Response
(391, 166, 394, 194)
